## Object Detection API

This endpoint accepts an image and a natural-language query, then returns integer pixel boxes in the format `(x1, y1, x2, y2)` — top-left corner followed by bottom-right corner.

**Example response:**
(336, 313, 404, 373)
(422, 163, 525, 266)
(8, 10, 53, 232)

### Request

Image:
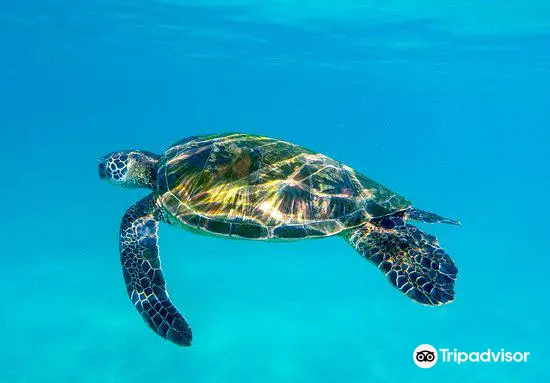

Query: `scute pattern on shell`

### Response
(156, 133, 410, 239)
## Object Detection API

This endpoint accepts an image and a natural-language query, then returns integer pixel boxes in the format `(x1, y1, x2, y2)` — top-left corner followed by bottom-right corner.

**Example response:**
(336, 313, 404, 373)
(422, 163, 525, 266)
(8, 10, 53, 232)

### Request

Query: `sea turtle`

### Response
(99, 133, 459, 346)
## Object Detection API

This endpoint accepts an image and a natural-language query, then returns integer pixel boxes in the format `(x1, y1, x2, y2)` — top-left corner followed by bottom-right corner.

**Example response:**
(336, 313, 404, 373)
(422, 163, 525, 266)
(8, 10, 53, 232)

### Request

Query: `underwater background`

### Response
(1, 1, 549, 382)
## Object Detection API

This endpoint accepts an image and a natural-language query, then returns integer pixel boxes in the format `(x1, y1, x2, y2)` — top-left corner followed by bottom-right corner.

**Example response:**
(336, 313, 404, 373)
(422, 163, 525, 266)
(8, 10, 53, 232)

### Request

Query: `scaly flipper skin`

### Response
(120, 195, 192, 346)
(344, 216, 457, 305)
(406, 207, 460, 226)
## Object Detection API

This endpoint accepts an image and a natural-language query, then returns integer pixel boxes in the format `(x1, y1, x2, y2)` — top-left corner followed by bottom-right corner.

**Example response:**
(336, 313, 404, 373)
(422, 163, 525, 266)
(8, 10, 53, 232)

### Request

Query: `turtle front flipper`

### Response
(344, 218, 458, 305)
(120, 195, 192, 346)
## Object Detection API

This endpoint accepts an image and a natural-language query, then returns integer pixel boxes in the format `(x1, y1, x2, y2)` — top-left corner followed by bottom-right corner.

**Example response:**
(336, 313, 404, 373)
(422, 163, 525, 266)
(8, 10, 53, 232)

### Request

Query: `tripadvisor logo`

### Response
(413, 344, 530, 368)
(413, 344, 438, 368)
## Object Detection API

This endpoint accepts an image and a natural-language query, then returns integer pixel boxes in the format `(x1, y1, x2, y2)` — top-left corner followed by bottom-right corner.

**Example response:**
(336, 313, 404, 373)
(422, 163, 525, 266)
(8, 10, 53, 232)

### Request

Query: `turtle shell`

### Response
(156, 133, 410, 239)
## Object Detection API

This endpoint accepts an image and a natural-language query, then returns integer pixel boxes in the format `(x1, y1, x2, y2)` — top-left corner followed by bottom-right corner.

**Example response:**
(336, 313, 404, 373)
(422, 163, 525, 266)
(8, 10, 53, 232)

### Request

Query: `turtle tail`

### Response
(344, 217, 458, 305)
(406, 207, 460, 226)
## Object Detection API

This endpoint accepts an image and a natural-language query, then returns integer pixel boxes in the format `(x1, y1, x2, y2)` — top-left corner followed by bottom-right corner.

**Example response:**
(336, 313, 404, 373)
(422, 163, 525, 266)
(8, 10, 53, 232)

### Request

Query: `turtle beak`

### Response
(98, 159, 108, 179)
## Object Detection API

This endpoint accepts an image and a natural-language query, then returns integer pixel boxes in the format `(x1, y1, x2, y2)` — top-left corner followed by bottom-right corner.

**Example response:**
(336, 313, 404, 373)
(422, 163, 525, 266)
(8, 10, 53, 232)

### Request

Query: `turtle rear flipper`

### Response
(344, 218, 458, 305)
(120, 195, 192, 346)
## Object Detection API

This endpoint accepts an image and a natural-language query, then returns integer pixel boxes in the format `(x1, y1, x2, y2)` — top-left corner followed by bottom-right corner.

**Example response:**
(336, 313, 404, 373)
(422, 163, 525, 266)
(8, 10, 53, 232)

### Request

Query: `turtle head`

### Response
(99, 150, 159, 189)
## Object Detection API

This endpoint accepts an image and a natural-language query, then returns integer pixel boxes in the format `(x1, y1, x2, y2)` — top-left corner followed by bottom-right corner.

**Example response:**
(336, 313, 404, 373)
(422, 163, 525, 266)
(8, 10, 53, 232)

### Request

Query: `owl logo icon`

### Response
(413, 344, 438, 368)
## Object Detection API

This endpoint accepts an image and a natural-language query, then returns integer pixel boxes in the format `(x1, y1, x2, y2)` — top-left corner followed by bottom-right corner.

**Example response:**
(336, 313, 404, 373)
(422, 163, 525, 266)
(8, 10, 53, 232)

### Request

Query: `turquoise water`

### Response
(1, 1, 549, 382)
